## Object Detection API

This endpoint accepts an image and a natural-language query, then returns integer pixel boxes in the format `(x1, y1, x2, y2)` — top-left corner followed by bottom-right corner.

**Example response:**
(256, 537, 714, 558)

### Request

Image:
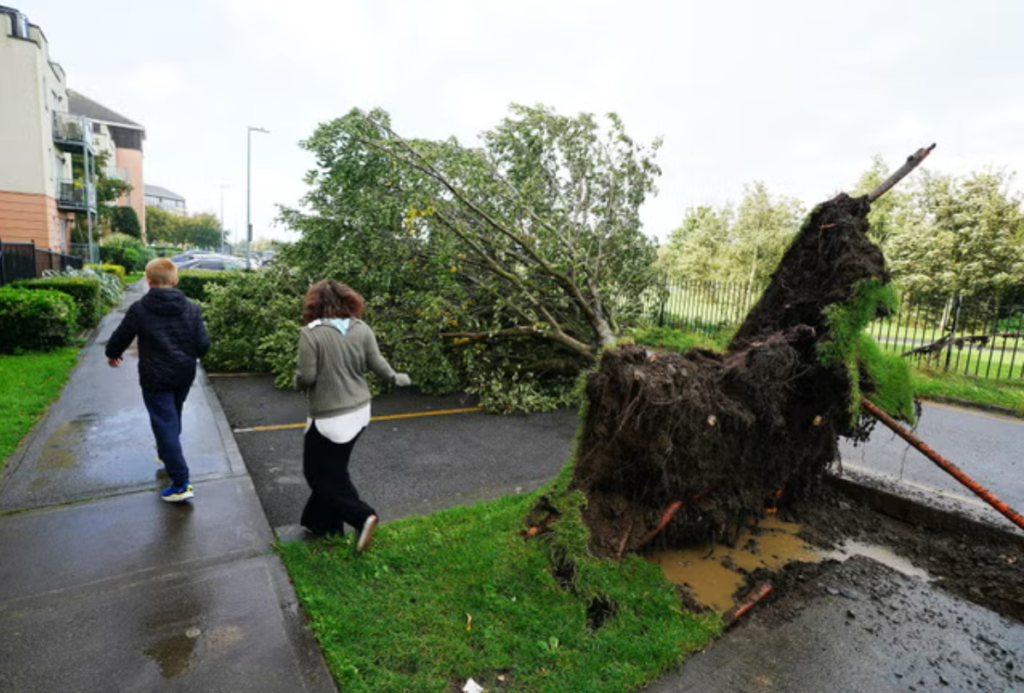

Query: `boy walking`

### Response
(106, 258, 210, 502)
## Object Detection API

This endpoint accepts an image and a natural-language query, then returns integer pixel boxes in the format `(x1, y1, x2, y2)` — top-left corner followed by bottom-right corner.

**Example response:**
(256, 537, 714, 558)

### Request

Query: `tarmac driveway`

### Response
(209, 375, 577, 532)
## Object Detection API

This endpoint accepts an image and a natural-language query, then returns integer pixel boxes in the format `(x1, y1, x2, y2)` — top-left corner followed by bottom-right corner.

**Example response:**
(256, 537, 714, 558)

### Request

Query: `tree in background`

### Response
(885, 169, 1024, 299)
(71, 152, 132, 243)
(730, 182, 804, 296)
(110, 206, 141, 238)
(660, 183, 803, 295)
(145, 205, 176, 244)
(659, 205, 733, 283)
(143, 208, 225, 250)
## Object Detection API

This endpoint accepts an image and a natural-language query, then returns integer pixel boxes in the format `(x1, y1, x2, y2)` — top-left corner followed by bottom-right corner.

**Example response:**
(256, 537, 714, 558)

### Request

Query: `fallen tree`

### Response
(537, 147, 934, 558)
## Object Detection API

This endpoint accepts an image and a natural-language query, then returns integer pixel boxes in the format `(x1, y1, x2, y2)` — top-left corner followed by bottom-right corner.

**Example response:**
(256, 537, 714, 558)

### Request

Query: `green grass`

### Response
(911, 368, 1024, 415)
(125, 271, 145, 283)
(279, 488, 719, 693)
(0, 347, 80, 471)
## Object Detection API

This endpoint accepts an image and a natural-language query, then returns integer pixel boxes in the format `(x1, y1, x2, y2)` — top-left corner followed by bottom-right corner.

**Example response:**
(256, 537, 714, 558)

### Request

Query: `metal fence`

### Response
(650, 278, 1024, 381)
(652, 278, 762, 338)
(0, 239, 84, 287)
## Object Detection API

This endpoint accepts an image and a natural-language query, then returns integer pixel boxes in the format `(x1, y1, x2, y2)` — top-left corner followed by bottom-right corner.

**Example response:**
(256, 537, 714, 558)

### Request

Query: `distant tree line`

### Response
(145, 206, 225, 249)
(659, 160, 1024, 302)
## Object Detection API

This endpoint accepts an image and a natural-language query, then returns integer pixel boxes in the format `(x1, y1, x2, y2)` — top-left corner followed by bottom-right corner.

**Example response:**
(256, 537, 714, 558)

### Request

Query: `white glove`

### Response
(394, 373, 412, 387)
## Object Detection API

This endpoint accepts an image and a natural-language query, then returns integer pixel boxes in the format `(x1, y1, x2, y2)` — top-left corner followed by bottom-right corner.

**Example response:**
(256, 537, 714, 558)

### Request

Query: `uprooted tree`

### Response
(536, 147, 934, 558)
(281, 107, 665, 408)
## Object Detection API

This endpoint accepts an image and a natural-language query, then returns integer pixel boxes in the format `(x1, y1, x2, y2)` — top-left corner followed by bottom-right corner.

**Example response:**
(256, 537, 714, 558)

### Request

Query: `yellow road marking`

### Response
(234, 407, 483, 433)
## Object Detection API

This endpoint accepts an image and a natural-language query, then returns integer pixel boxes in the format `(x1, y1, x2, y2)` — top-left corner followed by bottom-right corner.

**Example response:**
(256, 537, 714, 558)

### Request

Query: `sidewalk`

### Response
(0, 282, 334, 692)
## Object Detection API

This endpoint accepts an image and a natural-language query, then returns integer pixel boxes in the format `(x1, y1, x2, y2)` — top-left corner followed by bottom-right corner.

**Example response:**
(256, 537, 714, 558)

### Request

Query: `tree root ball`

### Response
(569, 193, 891, 557)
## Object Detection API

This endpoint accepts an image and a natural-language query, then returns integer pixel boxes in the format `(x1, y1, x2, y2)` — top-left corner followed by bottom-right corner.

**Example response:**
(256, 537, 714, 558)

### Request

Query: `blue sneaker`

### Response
(161, 483, 194, 503)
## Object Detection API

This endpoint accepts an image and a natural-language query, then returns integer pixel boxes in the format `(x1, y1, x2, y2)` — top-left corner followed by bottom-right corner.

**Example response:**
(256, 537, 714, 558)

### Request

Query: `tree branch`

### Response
(868, 144, 936, 202)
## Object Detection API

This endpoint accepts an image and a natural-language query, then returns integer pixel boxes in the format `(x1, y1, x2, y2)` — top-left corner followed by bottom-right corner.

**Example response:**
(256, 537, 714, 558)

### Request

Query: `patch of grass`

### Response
(279, 489, 719, 693)
(630, 325, 729, 353)
(0, 347, 79, 471)
(125, 271, 145, 283)
(911, 368, 1024, 415)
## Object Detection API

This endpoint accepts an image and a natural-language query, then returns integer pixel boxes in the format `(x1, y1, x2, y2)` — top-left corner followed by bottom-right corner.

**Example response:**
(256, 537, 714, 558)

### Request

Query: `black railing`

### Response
(649, 278, 1024, 381)
(0, 239, 83, 287)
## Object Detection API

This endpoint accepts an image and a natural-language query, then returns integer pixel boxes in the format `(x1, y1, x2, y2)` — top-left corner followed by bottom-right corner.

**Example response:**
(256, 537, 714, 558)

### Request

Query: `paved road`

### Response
(210, 376, 578, 534)
(0, 283, 333, 692)
(839, 402, 1024, 525)
(213, 368, 1023, 535)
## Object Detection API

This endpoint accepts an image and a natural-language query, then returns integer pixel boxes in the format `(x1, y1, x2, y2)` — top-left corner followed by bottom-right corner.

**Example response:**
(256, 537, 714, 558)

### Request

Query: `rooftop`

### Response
(144, 185, 185, 202)
(67, 90, 144, 131)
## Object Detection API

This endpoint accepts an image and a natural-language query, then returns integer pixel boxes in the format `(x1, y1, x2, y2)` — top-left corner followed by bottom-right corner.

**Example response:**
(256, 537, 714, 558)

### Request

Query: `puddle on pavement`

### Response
(647, 517, 820, 613)
(647, 517, 932, 613)
(37, 418, 94, 471)
(144, 630, 199, 678)
(824, 540, 932, 580)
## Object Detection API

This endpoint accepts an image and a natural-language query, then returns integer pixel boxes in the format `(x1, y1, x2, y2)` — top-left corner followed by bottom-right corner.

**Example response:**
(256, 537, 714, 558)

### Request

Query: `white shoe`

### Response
(357, 515, 378, 552)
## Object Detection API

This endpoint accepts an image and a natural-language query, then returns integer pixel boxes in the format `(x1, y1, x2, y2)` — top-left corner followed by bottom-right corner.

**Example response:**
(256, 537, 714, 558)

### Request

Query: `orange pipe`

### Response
(861, 397, 1024, 531)
(723, 581, 773, 626)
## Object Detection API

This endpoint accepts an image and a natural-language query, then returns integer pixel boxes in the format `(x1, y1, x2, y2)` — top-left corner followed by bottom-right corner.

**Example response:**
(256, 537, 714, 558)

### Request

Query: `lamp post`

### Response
(246, 126, 269, 269)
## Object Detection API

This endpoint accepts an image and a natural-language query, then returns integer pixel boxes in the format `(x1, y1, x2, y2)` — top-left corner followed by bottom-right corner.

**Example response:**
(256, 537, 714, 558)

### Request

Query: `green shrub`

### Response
(177, 270, 232, 300)
(201, 268, 306, 381)
(85, 263, 126, 283)
(0, 288, 78, 352)
(45, 267, 124, 307)
(100, 233, 155, 272)
(110, 206, 141, 238)
(15, 276, 103, 328)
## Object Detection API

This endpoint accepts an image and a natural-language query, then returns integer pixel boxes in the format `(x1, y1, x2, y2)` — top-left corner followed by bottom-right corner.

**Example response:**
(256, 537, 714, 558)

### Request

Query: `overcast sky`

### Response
(23, 0, 1024, 245)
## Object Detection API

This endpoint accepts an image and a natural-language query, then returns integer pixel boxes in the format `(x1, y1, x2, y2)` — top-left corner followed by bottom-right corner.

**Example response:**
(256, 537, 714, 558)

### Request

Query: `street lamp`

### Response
(246, 126, 269, 269)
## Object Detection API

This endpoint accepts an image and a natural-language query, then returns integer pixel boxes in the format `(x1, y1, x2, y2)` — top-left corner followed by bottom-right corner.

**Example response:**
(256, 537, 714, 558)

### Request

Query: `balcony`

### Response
(52, 112, 94, 152)
(56, 178, 96, 212)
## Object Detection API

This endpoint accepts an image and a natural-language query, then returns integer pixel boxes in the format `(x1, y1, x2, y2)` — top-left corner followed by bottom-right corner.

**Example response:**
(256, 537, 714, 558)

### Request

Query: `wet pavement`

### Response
(649, 556, 1024, 693)
(839, 402, 1024, 523)
(0, 283, 333, 693)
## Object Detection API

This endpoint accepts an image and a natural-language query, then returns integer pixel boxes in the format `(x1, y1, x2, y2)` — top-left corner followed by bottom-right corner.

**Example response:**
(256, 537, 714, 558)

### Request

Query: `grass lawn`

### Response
(279, 485, 719, 693)
(0, 347, 80, 472)
(125, 271, 145, 283)
(911, 368, 1024, 415)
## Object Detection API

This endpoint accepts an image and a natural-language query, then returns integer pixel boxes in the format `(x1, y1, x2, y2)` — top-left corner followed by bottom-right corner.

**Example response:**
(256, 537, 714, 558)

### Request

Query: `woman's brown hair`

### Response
(302, 280, 365, 324)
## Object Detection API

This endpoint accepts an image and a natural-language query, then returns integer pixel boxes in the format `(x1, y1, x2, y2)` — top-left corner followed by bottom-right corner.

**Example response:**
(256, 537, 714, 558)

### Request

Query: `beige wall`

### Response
(115, 146, 145, 238)
(0, 15, 69, 250)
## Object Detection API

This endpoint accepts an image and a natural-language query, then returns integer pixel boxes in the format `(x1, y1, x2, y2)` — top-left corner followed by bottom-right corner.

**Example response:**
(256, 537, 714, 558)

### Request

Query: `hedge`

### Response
(177, 270, 232, 300)
(85, 264, 126, 283)
(15, 276, 104, 328)
(0, 288, 79, 353)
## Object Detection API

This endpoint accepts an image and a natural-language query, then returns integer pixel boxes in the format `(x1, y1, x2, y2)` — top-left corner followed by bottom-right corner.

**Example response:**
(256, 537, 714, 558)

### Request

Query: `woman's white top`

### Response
(306, 403, 371, 444)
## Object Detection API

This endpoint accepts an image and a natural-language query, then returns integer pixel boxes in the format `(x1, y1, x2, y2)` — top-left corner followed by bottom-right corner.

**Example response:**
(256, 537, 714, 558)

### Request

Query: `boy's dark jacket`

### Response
(105, 288, 210, 391)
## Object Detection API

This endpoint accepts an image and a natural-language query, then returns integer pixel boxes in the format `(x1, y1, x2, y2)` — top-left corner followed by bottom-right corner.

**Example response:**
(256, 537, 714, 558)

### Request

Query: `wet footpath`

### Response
(0, 282, 335, 692)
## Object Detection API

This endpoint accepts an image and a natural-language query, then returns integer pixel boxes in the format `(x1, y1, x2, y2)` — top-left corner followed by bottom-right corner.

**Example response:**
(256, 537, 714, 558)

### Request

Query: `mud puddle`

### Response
(648, 515, 941, 613)
(647, 517, 819, 612)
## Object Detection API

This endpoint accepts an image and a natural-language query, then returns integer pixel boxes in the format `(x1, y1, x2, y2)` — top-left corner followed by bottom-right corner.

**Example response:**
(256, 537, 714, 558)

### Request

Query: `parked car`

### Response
(176, 256, 247, 271)
(169, 250, 216, 265)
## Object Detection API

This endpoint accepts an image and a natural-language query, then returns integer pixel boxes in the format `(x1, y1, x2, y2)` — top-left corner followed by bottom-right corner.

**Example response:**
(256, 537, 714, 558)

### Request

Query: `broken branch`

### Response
(868, 143, 936, 202)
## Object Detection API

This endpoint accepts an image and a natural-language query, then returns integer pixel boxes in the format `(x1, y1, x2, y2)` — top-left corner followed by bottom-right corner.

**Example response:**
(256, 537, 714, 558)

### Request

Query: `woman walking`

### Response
(294, 280, 411, 549)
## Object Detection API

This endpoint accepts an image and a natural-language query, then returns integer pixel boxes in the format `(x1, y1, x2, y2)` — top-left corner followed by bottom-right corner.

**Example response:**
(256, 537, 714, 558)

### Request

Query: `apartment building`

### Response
(144, 184, 186, 215)
(0, 6, 147, 251)
(0, 5, 95, 252)
(67, 90, 146, 236)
